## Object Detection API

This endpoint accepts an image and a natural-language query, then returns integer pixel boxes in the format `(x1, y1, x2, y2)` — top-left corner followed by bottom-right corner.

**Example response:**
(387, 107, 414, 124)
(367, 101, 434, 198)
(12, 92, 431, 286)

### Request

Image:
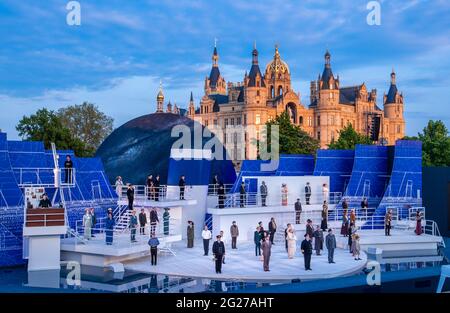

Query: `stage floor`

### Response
(123, 240, 367, 282)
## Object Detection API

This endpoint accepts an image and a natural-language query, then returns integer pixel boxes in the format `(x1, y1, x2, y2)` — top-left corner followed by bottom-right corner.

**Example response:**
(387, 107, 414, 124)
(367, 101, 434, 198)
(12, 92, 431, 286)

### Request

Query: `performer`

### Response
(115, 176, 123, 198)
(105, 211, 115, 245)
(230, 221, 239, 249)
(325, 229, 336, 263)
(287, 227, 297, 259)
(38, 193, 52, 208)
(415, 211, 423, 235)
(187, 221, 194, 248)
(202, 225, 212, 256)
(148, 235, 160, 266)
(163, 208, 170, 235)
(305, 219, 314, 239)
(217, 183, 225, 208)
(313, 225, 323, 256)
(138, 208, 147, 235)
(64, 155, 73, 184)
(261, 233, 272, 272)
(126, 184, 134, 211)
(304, 182, 312, 205)
(212, 235, 225, 274)
(281, 184, 288, 206)
(321, 201, 328, 231)
(260, 181, 268, 207)
(154, 175, 161, 201)
(341, 209, 349, 236)
(239, 182, 246, 207)
(294, 198, 302, 224)
(179, 175, 186, 200)
(284, 223, 291, 251)
(384, 209, 392, 236)
(268, 217, 277, 244)
(82, 208, 92, 240)
(150, 207, 159, 236)
(301, 234, 313, 270)
(254, 226, 262, 256)
(129, 210, 138, 242)
(322, 183, 329, 202)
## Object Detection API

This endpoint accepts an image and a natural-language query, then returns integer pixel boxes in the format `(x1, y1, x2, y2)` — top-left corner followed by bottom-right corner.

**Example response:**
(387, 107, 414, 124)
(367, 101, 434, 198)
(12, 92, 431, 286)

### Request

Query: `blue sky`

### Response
(0, 0, 449, 139)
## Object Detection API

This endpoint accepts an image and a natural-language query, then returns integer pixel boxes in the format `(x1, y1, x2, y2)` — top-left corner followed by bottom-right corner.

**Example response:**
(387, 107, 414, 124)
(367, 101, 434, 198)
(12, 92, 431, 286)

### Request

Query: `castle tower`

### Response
(156, 80, 164, 113)
(318, 50, 339, 108)
(244, 43, 266, 108)
(204, 42, 226, 95)
(383, 69, 405, 143)
(264, 45, 291, 98)
(167, 101, 172, 113)
(188, 91, 195, 116)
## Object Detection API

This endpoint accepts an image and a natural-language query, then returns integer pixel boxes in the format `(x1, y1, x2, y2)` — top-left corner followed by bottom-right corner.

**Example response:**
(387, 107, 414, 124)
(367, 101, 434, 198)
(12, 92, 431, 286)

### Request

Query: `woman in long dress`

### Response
(105, 212, 115, 245)
(322, 183, 329, 202)
(281, 184, 288, 206)
(321, 201, 328, 231)
(340, 210, 348, 236)
(415, 211, 423, 235)
(287, 228, 297, 259)
(261, 233, 272, 271)
(82, 208, 92, 240)
(115, 176, 123, 198)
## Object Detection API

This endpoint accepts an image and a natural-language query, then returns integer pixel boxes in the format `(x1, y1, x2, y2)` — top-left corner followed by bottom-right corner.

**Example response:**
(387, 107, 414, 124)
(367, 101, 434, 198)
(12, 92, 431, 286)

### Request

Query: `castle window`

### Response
(213, 119, 218, 126)
(331, 131, 335, 141)
(317, 131, 321, 140)
(317, 116, 321, 126)
(237, 117, 241, 125)
(397, 125, 401, 134)
(225, 118, 229, 127)
(257, 90, 260, 96)
(308, 116, 312, 127)
(278, 86, 283, 96)
(231, 118, 234, 126)
(341, 118, 344, 126)
(299, 116, 304, 125)
(255, 114, 261, 125)
(244, 114, 247, 125)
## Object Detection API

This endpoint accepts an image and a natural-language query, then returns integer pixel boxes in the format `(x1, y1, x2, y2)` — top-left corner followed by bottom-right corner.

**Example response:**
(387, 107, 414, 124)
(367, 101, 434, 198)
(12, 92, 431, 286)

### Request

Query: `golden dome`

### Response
(157, 80, 164, 101)
(265, 45, 290, 76)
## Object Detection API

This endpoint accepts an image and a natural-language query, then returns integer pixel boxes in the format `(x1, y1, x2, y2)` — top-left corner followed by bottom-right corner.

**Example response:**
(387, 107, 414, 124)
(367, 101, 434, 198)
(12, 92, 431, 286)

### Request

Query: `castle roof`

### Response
(247, 47, 266, 87)
(209, 66, 221, 88)
(385, 83, 398, 104)
(339, 86, 359, 105)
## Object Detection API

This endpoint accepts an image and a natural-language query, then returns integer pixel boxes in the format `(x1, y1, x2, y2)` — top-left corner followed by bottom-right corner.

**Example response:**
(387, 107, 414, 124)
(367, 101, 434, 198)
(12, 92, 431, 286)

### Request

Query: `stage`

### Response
(123, 240, 367, 283)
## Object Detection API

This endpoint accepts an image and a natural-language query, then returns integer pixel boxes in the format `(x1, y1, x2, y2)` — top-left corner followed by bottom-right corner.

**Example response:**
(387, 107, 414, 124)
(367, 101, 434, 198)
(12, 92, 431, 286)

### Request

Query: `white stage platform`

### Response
(124, 240, 367, 282)
(61, 233, 181, 268)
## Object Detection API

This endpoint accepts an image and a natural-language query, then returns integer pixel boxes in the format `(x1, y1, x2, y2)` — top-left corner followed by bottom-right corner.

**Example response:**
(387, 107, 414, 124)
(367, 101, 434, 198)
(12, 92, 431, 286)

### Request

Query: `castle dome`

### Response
(265, 45, 290, 77)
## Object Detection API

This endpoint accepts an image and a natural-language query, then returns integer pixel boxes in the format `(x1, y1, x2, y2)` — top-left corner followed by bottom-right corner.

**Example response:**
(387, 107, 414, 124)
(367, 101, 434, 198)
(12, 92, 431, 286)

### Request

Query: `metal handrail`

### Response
(207, 184, 234, 195)
(215, 191, 342, 208)
(116, 185, 170, 201)
(12, 167, 76, 187)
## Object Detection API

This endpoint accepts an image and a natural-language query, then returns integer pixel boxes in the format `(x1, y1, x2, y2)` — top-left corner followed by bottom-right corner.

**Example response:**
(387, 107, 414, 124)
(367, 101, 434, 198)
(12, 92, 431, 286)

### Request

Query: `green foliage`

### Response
(58, 102, 113, 151)
(259, 112, 319, 156)
(16, 107, 101, 157)
(328, 124, 373, 150)
(418, 120, 450, 167)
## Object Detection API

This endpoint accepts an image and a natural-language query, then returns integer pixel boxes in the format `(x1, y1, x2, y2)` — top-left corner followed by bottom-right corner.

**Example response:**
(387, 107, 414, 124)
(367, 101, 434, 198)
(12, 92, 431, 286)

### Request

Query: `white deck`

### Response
(123, 240, 367, 282)
(61, 233, 181, 267)
(118, 198, 197, 207)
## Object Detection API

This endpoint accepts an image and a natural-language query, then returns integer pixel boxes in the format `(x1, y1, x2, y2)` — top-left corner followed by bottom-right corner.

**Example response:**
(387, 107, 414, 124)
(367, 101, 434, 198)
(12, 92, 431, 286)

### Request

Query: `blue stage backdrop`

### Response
(313, 149, 355, 194)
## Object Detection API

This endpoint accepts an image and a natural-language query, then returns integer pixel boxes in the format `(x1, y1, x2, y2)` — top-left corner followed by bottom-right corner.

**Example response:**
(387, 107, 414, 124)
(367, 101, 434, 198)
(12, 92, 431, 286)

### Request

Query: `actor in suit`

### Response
(301, 234, 313, 270)
(179, 175, 186, 200)
(295, 199, 302, 224)
(304, 182, 312, 205)
(139, 209, 147, 235)
(325, 228, 336, 263)
(212, 235, 225, 274)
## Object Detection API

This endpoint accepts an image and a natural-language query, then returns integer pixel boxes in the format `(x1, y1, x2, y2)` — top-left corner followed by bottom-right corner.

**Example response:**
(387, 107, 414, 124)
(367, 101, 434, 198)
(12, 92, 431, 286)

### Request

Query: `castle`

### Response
(156, 44, 405, 159)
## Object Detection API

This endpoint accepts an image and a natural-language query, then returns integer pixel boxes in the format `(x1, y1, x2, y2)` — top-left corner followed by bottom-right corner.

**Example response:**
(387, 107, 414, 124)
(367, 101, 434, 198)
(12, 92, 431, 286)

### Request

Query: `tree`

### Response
(58, 102, 113, 151)
(259, 112, 320, 156)
(328, 124, 373, 150)
(418, 120, 450, 167)
(16, 108, 92, 157)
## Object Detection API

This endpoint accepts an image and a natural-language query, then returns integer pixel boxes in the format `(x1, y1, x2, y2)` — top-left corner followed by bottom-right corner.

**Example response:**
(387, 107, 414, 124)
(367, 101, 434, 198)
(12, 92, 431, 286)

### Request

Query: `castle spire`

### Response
(156, 80, 164, 113)
(212, 40, 219, 67)
(391, 68, 396, 85)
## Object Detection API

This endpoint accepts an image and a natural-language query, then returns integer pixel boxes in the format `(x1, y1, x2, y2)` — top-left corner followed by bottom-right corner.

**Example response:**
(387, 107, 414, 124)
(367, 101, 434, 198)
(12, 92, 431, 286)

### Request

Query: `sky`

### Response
(0, 0, 449, 139)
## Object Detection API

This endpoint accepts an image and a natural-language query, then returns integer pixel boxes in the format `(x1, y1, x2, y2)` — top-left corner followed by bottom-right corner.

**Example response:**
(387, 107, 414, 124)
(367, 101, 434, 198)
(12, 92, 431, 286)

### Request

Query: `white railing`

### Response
(207, 184, 234, 195)
(116, 185, 169, 201)
(13, 167, 76, 187)
(215, 191, 342, 208)
(74, 217, 181, 246)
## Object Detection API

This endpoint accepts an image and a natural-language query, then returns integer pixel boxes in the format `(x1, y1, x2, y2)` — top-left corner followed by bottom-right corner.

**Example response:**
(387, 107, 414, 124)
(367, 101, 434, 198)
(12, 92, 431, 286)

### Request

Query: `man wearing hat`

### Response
(212, 235, 225, 274)
(38, 193, 52, 208)
(294, 198, 302, 224)
(306, 219, 314, 238)
(326, 228, 337, 264)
